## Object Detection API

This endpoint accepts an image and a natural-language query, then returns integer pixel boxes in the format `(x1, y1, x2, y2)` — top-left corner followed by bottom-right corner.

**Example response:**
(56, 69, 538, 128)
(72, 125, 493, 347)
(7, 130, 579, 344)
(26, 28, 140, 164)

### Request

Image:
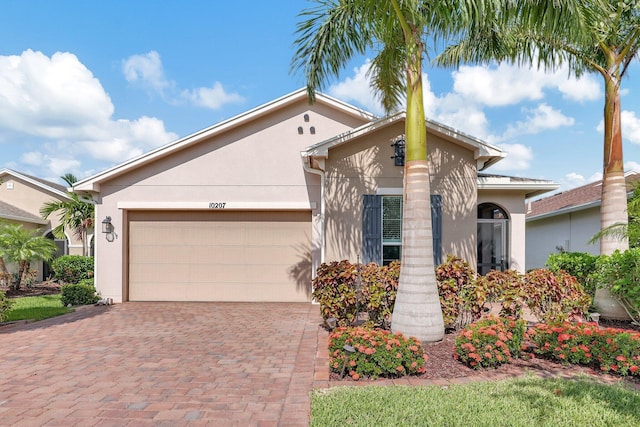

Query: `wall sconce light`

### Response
(101, 216, 115, 242)
(391, 138, 405, 166)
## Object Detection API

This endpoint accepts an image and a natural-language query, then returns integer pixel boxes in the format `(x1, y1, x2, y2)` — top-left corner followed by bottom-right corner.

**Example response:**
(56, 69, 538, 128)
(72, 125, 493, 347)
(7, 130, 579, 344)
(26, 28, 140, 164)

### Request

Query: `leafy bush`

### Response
(435, 255, 475, 328)
(545, 252, 598, 298)
(360, 262, 399, 329)
(312, 260, 361, 327)
(482, 269, 524, 319)
(51, 255, 94, 284)
(0, 290, 13, 322)
(328, 326, 427, 380)
(594, 249, 640, 323)
(61, 282, 99, 306)
(454, 316, 527, 369)
(529, 322, 640, 376)
(522, 269, 591, 323)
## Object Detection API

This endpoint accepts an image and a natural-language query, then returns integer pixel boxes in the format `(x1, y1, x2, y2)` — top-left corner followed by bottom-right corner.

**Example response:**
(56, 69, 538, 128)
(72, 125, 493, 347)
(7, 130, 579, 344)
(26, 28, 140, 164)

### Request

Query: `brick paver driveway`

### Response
(0, 302, 322, 426)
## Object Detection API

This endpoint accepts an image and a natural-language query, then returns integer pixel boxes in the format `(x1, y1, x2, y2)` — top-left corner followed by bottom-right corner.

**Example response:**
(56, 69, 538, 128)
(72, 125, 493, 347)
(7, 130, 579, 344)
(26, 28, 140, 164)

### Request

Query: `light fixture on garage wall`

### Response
(101, 216, 116, 242)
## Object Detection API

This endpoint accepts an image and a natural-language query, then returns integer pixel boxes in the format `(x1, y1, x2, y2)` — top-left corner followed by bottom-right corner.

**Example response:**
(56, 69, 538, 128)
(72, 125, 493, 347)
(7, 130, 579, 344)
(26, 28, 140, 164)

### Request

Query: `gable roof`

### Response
(302, 112, 506, 171)
(527, 171, 640, 220)
(0, 200, 48, 225)
(0, 168, 69, 199)
(478, 173, 559, 199)
(74, 89, 377, 193)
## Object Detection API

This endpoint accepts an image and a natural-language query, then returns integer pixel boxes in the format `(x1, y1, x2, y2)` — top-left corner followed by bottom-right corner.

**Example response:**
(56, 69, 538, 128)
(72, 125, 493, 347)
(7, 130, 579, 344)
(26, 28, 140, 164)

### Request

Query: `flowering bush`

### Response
(328, 327, 427, 380)
(454, 316, 527, 369)
(529, 322, 640, 376)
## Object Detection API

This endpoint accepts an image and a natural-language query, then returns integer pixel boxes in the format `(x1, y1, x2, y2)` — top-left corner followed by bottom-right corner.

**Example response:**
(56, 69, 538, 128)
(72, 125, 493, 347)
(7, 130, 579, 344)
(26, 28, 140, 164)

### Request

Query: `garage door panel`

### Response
(128, 210, 311, 302)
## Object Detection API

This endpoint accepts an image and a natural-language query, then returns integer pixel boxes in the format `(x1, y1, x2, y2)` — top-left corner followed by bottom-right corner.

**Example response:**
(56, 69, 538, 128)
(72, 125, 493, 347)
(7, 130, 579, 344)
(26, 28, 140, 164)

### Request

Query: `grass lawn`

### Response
(3, 294, 72, 322)
(311, 375, 640, 427)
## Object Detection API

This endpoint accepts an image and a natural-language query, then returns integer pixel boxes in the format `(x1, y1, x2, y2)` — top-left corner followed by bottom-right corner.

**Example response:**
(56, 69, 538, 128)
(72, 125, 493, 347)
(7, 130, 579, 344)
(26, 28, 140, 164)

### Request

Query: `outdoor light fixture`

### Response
(101, 216, 115, 242)
(391, 138, 405, 166)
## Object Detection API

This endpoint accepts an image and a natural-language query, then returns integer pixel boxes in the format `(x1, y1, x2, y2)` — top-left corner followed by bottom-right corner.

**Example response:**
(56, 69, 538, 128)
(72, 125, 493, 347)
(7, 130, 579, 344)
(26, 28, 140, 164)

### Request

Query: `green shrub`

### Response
(51, 255, 94, 284)
(594, 249, 640, 323)
(545, 252, 598, 297)
(0, 290, 13, 322)
(454, 316, 527, 369)
(529, 322, 640, 376)
(522, 269, 591, 323)
(61, 282, 99, 306)
(328, 326, 426, 380)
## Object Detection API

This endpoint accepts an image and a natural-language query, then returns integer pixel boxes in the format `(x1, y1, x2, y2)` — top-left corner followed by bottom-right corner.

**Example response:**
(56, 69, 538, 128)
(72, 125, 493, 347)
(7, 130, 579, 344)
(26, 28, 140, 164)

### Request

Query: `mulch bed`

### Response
(2, 281, 62, 298)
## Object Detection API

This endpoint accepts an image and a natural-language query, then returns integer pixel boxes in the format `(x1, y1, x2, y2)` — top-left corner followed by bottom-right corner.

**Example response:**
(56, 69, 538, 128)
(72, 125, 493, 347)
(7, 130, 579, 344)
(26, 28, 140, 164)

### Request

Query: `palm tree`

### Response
(436, 0, 640, 317)
(40, 174, 94, 256)
(292, 0, 500, 342)
(0, 221, 56, 290)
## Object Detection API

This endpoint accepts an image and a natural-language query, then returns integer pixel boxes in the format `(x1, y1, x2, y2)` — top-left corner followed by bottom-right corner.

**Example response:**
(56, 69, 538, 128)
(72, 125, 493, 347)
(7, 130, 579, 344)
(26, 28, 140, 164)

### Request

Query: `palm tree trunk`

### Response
(596, 70, 630, 319)
(391, 36, 445, 343)
(0, 257, 10, 287)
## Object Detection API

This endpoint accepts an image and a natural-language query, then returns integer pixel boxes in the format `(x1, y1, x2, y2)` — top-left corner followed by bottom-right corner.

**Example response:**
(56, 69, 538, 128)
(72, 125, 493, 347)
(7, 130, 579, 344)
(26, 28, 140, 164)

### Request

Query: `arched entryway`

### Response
(477, 203, 509, 275)
(42, 231, 69, 280)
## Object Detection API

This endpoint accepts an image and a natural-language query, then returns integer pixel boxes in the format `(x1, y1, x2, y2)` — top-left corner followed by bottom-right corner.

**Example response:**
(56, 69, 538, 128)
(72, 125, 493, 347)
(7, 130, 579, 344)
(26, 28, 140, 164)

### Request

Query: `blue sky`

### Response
(1, 1, 639, 193)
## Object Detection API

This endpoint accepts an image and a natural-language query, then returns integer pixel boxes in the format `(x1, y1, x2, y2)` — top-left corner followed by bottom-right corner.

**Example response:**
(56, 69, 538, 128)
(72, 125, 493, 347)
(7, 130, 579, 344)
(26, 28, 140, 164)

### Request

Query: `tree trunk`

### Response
(0, 257, 10, 287)
(391, 34, 445, 343)
(596, 69, 630, 319)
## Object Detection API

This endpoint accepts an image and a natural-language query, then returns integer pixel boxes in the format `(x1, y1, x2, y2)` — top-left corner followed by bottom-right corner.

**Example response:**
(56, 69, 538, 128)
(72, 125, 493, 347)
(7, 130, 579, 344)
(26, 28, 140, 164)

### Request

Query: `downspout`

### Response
(301, 153, 326, 267)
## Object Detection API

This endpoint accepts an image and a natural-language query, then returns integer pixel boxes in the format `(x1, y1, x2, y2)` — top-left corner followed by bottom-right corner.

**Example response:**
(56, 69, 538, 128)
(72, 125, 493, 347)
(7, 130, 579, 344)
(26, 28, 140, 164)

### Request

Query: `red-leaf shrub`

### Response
(529, 322, 640, 376)
(328, 326, 427, 380)
(454, 316, 527, 369)
(360, 261, 399, 329)
(312, 260, 361, 327)
(523, 269, 591, 323)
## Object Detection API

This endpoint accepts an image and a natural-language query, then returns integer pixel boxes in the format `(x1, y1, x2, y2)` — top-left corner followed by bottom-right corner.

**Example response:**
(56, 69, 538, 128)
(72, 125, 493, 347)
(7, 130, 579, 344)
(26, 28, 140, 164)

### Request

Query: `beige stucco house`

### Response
(74, 89, 557, 303)
(0, 168, 85, 281)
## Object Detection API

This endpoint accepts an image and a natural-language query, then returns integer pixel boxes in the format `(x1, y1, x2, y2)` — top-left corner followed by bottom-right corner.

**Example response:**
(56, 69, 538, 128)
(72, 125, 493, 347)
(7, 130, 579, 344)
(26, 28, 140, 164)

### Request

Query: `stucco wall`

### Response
(525, 206, 600, 269)
(323, 121, 478, 267)
(92, 99, 369, 302)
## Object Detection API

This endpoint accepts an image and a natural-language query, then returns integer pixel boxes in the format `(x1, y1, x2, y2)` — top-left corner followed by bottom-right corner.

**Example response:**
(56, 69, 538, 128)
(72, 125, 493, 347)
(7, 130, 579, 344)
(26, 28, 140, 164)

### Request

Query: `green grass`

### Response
(311, 375, 640, 426)
(3, 294, 72, 322)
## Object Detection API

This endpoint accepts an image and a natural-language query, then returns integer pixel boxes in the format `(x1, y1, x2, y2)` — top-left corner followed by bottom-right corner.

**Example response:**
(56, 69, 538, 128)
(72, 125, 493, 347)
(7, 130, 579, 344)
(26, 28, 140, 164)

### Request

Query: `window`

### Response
(362, 194, 442, 266)
(382, 196, 402, 264)
(477, 203, 509, 275)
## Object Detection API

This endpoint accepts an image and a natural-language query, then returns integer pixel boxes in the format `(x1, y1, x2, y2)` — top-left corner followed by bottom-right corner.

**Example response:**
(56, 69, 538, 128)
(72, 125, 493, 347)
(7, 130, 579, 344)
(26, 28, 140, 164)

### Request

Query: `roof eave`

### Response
(527, 200, 601, 221)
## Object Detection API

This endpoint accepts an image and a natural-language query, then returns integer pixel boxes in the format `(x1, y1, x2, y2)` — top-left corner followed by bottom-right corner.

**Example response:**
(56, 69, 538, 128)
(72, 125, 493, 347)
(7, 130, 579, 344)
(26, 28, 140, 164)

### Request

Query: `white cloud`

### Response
(0, 50, 178, 174)
(180, 82, 245, 110)
(328, 60, 384, 115)
(123, 51, 244, 110)
(501, 103, 574, 140)
(122, 51, 170, 92)
(489, 143, 534, 171)
(564, 172, 587, 187)
(626, 161, 640, 173)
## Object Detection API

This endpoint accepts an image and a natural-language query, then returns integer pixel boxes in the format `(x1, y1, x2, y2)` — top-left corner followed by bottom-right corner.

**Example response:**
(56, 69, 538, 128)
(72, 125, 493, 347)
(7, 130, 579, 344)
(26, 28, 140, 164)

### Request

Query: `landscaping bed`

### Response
(3, 280, 62, 298)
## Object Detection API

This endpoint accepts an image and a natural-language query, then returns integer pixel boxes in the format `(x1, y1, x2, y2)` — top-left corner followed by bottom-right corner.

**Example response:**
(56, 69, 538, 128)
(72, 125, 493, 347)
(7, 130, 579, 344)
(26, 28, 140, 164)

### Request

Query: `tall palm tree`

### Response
(40, 174, 94, 256)
(292, 0, 499, 342)
(0, 221, 56, 290)
(436, 0, 640, 317)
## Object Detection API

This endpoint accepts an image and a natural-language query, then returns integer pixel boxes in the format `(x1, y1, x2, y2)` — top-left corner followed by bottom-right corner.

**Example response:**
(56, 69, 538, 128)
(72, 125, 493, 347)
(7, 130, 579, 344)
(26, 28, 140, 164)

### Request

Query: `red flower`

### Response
(630, 365, 639, 374)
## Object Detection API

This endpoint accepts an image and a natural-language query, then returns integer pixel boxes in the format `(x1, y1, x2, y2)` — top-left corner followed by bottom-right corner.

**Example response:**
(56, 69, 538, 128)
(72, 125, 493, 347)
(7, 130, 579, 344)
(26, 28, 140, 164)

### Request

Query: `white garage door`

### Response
(128, 210, 312, 302)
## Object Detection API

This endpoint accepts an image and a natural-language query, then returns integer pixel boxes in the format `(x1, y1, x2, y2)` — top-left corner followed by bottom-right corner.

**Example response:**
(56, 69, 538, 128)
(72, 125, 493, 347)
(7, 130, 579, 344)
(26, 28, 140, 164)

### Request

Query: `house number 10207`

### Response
(208, 202, 226, 208)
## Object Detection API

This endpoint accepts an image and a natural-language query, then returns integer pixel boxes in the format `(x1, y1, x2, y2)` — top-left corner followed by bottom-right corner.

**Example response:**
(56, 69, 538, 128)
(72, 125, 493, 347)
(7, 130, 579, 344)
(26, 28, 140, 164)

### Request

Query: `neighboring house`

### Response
(73, 89, 557, 303)
(526, 170, 640, 269)
(0, 168, 86, 281)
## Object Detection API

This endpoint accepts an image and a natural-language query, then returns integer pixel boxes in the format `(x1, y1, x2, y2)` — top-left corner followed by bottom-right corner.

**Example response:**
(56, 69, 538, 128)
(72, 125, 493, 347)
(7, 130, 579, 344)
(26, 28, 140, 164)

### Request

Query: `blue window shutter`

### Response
(362, 195, 382, 264)
(431, 194, 443, 266)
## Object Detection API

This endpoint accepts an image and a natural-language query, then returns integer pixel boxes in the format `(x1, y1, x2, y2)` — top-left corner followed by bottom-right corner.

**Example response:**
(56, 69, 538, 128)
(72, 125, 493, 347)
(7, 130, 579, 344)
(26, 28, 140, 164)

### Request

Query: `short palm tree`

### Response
(40, 174, 94, 256)
(292, 0, 501, 342)
(0, 221, 56, 290)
